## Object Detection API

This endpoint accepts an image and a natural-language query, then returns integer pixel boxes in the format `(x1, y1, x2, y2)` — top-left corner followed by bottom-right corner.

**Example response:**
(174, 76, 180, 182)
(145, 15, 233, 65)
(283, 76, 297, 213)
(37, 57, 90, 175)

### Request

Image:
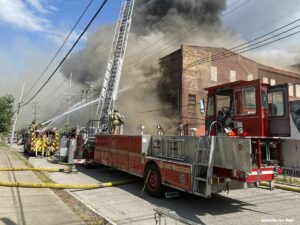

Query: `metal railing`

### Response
(154, 208, 200, 225)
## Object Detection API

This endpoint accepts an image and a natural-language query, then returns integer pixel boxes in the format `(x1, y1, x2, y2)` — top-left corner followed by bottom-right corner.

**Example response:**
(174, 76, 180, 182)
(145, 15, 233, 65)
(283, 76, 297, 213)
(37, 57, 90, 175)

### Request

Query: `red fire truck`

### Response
(75, 79, 300, 198)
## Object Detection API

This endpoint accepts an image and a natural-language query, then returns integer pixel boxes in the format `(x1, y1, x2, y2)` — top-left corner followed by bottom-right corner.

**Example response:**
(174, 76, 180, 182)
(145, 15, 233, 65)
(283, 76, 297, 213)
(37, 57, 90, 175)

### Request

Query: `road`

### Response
(23, 147, 300, 225)
(0, 146, 85, 225)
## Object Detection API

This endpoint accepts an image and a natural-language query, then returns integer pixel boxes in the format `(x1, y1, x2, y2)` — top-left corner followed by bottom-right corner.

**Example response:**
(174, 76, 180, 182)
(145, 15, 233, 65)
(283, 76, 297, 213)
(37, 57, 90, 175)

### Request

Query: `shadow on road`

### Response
(0, 218, 18, 225)
(73, 165, 257, 224)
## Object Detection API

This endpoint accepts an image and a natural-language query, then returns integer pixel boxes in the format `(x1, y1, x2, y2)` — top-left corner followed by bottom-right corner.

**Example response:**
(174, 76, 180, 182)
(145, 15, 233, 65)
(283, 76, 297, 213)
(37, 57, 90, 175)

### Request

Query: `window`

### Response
(188, 94, 196, 115)
(230, 70, 236, 82)
(268, 91, 284, 117)
(235, 88, 256, 115)
(270, 79, 276, 86)
(296, 85, 300, 98)
(263, 77, 269, 84)
(211, 66, 217, 82)
(207, 96, 214, 116)
(247, 74, 253, 81)
(289, 84, 294, 97)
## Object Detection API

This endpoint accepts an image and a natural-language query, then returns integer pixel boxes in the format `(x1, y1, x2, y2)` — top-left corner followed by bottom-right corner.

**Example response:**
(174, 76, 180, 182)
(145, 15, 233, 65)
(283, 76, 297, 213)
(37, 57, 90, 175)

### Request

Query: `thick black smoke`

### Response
(133, 0, 225, 35)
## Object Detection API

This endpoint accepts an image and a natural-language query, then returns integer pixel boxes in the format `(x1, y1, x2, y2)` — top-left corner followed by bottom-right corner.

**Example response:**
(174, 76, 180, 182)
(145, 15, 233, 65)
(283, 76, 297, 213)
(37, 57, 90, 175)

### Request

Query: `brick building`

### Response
(159, 45, 300, 135)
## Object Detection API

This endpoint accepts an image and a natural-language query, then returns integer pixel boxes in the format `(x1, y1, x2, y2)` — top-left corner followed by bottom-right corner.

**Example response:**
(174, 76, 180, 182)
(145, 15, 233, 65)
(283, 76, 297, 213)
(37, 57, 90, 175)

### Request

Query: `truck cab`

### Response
(205, 79, 290, 137)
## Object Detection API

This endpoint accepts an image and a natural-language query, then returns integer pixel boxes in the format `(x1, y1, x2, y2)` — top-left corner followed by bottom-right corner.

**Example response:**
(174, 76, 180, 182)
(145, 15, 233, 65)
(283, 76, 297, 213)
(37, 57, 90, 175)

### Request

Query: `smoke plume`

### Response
(61, 0, 239, 134)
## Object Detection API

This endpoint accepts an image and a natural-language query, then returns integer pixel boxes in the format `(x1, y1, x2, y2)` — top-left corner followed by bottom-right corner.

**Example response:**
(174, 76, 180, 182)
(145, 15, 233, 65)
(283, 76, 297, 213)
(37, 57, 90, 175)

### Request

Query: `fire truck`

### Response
(63, 0, 300, 198)
(23, 124, 60, 156)
(73, 79, 300, 198)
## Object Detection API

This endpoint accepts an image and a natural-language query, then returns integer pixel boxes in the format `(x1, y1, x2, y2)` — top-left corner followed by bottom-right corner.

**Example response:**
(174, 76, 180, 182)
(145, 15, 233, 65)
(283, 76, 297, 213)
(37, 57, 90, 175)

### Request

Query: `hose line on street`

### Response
(0, 179, 138, 189)
(260, 182, 300, 193)
(0, 167, 72, 173)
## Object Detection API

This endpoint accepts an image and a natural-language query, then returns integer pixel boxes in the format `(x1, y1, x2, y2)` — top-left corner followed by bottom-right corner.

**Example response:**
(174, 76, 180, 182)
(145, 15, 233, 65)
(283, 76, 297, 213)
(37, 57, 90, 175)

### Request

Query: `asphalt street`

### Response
(24, 147, 300, 225)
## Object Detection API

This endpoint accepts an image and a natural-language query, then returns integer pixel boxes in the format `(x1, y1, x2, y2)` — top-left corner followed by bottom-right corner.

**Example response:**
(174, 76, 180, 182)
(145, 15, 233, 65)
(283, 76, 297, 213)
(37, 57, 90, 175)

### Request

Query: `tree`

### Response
(0, 95, 15, 134)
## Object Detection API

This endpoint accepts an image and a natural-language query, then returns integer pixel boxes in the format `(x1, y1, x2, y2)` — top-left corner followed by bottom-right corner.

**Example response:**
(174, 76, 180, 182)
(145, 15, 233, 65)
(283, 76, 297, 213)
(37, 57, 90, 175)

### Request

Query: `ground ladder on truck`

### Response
(193, 136, 215, 198)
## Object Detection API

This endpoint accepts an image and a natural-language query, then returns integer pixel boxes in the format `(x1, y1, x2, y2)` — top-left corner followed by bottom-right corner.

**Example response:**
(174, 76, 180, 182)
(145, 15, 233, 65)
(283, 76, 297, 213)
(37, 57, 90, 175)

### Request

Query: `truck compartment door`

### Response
(268, 84, 290, 137)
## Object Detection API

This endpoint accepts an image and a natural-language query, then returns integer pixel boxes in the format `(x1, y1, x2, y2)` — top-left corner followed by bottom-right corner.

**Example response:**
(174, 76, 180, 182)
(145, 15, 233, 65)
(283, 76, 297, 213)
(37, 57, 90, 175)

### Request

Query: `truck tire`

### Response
(144, 164, 163, 197)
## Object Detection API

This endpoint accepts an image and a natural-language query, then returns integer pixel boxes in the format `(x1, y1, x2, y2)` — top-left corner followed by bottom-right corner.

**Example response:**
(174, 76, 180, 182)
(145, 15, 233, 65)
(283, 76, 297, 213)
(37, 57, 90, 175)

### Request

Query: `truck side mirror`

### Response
(200, 99, 205, 114)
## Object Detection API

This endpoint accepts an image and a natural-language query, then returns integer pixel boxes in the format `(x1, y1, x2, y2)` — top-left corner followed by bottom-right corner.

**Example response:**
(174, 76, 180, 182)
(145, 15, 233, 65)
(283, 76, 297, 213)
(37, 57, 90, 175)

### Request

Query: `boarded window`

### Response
(270, 79, 276, 86)
(263, 77, 269, 84)
(230, 70, 236, 82)
(296, 85, 300, 98)
(247, 74, 253, 81)
(188, 94, 196, 115)
(211, 66, 217, 82)
(289, 84, 294, 97)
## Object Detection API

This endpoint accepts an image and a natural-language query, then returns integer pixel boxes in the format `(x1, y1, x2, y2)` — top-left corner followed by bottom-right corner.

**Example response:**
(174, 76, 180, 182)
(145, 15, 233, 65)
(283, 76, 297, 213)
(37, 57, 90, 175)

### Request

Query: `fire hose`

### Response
(0, 179, 138, 189)
(260, 181, 300, 193)
(0, 167, 71, 172)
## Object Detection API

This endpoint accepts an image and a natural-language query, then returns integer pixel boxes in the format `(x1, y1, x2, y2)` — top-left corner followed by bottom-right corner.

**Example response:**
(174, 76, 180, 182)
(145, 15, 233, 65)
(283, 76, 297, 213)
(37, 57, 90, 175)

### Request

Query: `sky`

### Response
(0, 0, 122, 127)
(1, 0, 300, 128)
(0, 0, 122, 92)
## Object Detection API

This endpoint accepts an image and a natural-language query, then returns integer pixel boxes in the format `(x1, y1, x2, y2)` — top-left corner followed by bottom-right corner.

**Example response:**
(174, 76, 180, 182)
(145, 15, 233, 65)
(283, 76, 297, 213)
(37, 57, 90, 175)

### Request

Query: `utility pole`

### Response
(10, 83, 25, 148)
(33, 102, 38, 122)
(85, 82, 95, 121)
(66, 73, 72, 131)
(65, 73, 73, 132)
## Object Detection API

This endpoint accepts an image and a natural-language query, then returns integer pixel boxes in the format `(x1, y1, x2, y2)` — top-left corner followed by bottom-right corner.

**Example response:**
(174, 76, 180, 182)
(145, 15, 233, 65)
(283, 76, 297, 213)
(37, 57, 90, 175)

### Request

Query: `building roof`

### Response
(257, 63, 300, 80)
(180, 45, 300, 77)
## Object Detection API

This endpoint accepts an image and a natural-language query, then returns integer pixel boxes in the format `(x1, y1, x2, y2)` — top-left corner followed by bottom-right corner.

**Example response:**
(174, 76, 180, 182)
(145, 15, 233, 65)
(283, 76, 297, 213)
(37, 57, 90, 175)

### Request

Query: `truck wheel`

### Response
(144, 164, 163, 197)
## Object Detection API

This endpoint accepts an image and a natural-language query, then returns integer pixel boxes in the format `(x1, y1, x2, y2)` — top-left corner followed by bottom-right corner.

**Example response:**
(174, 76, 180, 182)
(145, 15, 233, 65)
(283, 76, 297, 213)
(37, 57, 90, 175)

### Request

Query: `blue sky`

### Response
(0, 0, 122, 93)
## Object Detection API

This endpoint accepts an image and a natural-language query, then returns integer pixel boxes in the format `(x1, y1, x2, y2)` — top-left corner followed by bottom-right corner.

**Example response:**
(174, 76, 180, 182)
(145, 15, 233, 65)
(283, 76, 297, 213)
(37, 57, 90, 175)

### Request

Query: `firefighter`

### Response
(111, 109, 124, 134)
(29, 120, 36, 133)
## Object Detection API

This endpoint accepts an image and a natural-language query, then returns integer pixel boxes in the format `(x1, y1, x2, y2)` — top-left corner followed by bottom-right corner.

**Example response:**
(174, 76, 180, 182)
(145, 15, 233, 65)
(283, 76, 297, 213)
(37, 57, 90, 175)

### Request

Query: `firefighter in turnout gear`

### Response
(111, 109, 124, 134)
(29, 120, 36, 133)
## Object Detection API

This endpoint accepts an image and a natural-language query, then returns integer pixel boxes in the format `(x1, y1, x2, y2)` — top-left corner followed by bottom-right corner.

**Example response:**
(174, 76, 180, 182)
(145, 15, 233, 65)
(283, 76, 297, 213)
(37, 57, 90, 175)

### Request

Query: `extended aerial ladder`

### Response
(96, 0, 135, 132)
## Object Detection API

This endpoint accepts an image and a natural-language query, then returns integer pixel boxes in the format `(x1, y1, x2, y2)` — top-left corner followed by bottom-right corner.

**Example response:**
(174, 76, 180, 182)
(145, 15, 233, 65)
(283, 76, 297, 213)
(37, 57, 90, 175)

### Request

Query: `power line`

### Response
(23, 0, 95, 99)
(21, 0, 109, 108)
(185, 18, 300, 69)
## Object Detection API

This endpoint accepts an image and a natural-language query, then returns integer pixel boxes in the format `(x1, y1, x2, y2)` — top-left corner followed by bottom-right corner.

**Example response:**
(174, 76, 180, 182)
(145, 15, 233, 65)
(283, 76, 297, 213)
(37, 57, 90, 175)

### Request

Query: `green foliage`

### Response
(0, 95, 15, 134)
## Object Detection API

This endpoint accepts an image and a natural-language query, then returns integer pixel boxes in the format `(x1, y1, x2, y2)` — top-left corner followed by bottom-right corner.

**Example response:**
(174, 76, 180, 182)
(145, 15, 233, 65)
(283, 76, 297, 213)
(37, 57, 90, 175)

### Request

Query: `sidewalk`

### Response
(0, 146, 85, 225)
